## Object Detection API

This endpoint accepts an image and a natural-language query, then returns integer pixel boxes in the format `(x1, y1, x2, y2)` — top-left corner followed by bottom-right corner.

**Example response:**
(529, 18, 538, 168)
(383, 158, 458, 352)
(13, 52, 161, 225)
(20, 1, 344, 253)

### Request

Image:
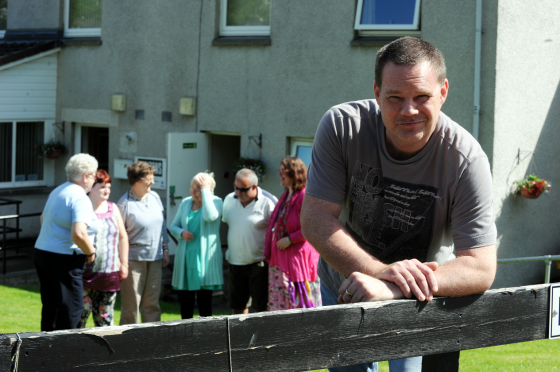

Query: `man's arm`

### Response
(71, 222, 96, 264)
(301, 194, 438, 301)
(432, 244, 496, 297)
(338, 244, 496, 303)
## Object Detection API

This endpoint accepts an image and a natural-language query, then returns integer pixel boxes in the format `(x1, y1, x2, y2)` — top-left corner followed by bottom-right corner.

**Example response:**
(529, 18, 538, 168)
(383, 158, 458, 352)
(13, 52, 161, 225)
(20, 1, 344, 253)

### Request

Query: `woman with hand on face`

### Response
(264, 156, 321, 311)
(118, 161, 170, 324)
(77, 169, 129, 328)
(170, 172, 223, 319)
(34, 153, 99, 331)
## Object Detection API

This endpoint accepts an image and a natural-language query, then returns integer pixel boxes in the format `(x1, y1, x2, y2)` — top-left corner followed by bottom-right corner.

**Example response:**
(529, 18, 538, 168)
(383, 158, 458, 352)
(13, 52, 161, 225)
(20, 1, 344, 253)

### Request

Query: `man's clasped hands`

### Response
(338, 259, 439, 304)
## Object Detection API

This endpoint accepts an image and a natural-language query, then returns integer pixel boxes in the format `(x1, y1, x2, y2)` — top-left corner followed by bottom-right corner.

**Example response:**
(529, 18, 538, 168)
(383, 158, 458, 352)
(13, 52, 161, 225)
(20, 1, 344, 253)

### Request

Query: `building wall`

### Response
(6, 0, 62, 30)
(491, 0, 560, 287)
(55, 0, 482, 200)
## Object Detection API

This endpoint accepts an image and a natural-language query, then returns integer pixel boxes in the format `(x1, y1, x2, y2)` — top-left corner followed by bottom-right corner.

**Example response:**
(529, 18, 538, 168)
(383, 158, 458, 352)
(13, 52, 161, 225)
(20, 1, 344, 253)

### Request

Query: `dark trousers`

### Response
(177, 289, 213, 319)
(34, 248, 85, 331)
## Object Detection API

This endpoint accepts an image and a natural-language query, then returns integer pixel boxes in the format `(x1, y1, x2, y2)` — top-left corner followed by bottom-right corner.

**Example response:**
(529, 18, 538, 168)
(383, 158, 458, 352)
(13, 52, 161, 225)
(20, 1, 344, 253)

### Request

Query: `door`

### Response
(166, 132, 210, 255)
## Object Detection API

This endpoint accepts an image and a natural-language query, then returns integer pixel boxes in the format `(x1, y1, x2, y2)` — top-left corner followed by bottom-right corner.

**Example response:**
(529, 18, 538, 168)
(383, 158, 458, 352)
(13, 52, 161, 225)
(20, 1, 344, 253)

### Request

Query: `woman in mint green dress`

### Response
(170, 172, 223, 319)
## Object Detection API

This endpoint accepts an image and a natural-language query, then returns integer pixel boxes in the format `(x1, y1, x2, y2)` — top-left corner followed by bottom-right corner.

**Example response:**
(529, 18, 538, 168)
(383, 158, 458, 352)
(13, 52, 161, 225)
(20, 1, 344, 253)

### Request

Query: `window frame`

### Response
(0, 0, 6, 39)
(290, 138, 313, 169)
(64, 0, 102, 38)
(0, 120, 49, 189)
(219, 0, 271, 37)
(354, 0, 421, 31)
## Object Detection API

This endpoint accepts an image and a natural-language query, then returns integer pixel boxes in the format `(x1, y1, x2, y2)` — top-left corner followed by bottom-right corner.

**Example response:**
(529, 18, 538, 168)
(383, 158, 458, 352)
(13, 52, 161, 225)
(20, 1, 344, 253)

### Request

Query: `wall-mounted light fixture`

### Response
(126, 132, 136, 142)
(179, 97, 196, 116)
(111, 94, 126, 112)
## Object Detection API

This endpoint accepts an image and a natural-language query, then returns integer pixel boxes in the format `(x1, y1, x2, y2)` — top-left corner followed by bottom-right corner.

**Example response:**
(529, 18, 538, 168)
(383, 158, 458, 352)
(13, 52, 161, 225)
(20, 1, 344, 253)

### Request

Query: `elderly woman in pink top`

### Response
(264, 156, 321, 310)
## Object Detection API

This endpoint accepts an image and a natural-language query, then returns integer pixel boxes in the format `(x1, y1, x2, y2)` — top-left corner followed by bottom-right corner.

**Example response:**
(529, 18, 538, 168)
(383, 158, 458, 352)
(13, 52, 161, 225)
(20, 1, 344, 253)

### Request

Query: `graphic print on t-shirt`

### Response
(346, 160, 438, 263)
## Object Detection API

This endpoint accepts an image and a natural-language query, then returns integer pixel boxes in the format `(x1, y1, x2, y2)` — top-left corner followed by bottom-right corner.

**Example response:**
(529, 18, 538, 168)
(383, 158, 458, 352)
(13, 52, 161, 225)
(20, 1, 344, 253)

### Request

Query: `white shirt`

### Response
(222, 187, 277, 265)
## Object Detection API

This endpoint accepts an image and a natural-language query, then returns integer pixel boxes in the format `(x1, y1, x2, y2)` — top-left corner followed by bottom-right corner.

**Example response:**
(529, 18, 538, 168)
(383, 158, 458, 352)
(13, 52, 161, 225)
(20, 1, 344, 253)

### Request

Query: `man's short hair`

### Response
(236, 168, 258, 186)
(375, 36, 447, 88)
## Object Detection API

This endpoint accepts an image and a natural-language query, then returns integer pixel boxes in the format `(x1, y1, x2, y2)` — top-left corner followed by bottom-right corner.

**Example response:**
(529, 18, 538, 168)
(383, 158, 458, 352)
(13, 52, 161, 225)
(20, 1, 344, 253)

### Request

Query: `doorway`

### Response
(75, 124, 109, 172)
(165, 132, 240, 255)
(210, 134, 241, 245)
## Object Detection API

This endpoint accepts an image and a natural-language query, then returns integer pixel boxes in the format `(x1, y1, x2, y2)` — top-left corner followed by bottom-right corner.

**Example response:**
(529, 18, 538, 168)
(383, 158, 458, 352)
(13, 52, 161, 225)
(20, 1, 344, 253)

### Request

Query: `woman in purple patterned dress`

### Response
(77, 170, 129, 327)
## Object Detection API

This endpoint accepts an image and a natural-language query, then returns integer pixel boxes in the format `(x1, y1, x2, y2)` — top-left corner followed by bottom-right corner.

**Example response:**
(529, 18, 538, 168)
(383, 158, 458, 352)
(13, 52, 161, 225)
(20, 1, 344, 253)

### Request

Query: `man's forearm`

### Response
(432, 245, 496, 297)
(71, 223, 95, 255)
(301, 199, 385, 277)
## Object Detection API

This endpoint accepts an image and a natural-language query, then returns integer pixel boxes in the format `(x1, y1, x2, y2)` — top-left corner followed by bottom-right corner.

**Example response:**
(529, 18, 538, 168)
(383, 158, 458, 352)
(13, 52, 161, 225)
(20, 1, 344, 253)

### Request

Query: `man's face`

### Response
(374, 61, 448, 159)
(234, 177, 258, 206)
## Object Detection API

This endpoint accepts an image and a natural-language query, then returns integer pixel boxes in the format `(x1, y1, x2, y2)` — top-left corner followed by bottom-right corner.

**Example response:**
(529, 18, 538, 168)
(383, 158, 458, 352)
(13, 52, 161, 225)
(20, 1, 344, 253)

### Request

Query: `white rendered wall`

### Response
(491, 0, 560, 287)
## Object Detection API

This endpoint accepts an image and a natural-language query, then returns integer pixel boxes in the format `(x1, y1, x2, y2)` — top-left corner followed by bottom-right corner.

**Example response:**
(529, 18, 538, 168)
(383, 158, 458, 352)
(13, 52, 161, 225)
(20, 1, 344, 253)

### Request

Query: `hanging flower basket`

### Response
(514, 174, 552, 199)
(46, 148, 63, 159)
(520, 188, 539, 199)
(36, 140, 67, 160)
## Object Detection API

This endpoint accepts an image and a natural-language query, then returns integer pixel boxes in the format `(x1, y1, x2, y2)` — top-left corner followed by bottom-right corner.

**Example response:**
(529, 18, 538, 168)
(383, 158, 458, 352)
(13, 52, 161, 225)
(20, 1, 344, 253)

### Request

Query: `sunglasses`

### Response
(233, 184, 252, 192)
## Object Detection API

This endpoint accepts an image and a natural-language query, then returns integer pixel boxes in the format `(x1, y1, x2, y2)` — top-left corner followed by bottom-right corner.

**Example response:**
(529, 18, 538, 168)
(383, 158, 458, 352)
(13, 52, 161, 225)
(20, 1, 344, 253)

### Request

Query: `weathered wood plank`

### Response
(0, 284, 550, 372)
(226, 285, 548, 371)
(0, 336, 11, 372)
(2, 317, 230, 372)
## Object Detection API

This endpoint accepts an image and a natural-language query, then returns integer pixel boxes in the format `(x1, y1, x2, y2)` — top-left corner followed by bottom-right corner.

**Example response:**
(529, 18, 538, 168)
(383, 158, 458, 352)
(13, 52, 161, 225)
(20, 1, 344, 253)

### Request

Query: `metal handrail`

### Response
(498, 255, 560, 284)
(0, 212, 42, 275)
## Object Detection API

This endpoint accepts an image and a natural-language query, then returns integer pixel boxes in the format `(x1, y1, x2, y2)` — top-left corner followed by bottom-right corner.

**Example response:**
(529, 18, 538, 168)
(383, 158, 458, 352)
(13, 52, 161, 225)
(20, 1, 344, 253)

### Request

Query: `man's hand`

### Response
(163, 251, 169, 267)
(85, 252, 95, 264)
(375, 260, 439, 301)
(181, 230, 194, 241)
(338, 272, 404, 303)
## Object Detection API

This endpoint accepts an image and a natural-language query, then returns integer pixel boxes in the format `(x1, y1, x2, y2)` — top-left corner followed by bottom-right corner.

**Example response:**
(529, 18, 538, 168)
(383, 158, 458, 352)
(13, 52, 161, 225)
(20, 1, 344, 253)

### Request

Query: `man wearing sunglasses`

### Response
(222, 168, 278, 314)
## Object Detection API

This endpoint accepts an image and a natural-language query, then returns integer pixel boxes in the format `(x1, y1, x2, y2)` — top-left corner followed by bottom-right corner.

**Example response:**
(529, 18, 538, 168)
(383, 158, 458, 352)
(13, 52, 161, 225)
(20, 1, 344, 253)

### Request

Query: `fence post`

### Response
(422, 351, 460, 372)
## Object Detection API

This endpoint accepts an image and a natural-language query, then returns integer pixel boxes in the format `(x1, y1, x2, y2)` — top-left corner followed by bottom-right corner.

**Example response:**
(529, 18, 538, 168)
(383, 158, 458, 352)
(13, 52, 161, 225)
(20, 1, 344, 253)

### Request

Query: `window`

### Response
(0, 121, 46, 187)
(354, 0, 420, 35)
(0, 0, 7, 39)
(220, 0, 271, 36)
(290, 138, 313, 169)
(64, 0, 102, 37)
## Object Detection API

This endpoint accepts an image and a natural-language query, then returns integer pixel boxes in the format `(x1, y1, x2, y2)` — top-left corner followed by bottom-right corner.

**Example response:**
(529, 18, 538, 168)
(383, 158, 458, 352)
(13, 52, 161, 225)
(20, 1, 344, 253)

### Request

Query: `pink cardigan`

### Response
(264, 188, 320, 282)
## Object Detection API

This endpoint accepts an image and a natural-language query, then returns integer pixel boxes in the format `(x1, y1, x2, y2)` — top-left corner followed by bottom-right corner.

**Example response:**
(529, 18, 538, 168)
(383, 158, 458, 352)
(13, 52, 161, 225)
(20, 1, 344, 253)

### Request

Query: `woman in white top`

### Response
(118, 161, 169, 324)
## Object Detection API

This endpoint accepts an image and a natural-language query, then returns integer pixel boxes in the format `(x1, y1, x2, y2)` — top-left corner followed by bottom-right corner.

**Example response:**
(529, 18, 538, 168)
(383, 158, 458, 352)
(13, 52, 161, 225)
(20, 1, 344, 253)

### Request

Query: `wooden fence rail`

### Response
(0, 284, 552, 372)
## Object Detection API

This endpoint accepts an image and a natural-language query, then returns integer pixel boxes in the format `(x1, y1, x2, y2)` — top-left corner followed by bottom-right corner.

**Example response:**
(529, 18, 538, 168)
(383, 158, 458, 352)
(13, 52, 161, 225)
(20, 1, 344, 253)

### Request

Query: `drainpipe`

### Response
(472, 0, 482, 141)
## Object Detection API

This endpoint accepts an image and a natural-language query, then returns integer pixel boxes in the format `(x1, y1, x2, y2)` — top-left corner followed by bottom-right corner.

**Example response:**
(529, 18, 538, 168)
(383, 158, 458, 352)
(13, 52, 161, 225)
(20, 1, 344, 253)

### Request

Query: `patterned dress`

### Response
(78, 201, 121, 328)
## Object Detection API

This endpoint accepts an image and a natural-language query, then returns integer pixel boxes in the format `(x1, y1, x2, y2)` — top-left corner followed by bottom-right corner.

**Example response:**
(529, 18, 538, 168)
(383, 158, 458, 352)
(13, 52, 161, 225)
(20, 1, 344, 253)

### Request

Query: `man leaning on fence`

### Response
(222, 168, 277, 314)
(301, 37, 497, 372)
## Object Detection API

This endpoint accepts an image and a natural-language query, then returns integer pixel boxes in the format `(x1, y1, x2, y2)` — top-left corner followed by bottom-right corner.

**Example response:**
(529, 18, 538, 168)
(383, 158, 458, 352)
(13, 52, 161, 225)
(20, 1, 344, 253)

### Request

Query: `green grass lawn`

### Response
(0, 284, 228, 331)
(1, 285, 559, 372)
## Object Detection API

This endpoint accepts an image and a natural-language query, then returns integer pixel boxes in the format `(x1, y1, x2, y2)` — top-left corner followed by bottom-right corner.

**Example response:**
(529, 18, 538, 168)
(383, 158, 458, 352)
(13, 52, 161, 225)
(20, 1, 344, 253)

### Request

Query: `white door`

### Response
(166, 132, 210, 255)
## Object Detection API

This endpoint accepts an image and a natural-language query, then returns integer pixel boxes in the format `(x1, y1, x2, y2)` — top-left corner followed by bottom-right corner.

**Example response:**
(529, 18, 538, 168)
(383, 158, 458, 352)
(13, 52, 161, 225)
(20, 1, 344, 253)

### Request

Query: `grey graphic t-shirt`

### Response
(307, 100, 496, 274)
